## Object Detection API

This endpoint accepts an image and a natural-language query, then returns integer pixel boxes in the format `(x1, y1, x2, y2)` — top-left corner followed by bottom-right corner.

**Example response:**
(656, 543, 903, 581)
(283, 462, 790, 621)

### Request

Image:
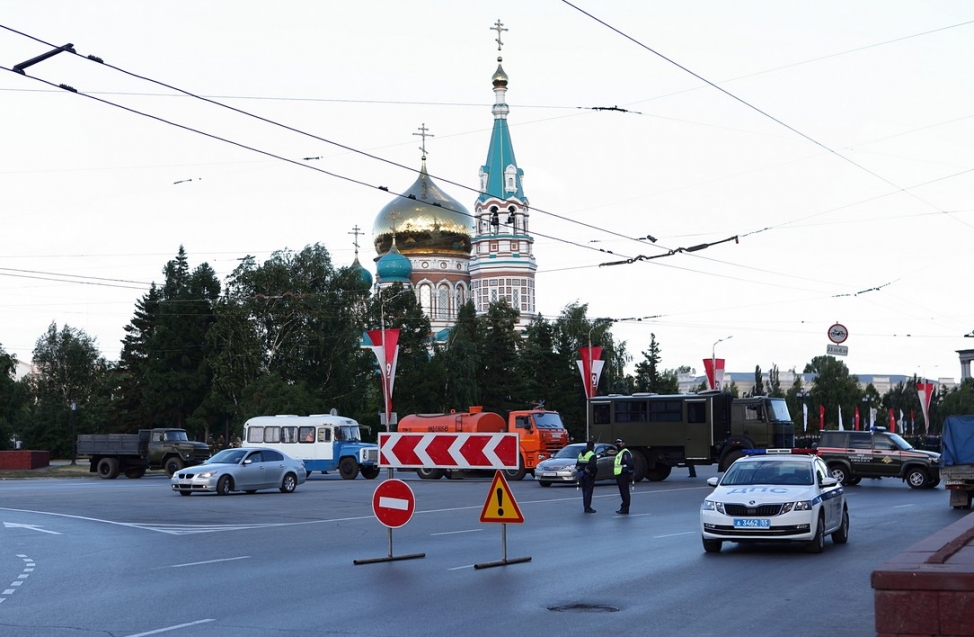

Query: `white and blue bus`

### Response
(243, 414, 380, 480)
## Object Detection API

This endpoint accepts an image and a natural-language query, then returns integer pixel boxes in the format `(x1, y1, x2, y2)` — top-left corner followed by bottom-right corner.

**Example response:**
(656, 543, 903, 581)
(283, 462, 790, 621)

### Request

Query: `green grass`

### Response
(0, 461, 95, 479)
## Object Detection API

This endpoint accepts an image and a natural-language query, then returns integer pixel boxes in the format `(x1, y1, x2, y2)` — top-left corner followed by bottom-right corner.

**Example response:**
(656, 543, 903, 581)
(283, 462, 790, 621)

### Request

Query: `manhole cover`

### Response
(547, 603, 620, 613)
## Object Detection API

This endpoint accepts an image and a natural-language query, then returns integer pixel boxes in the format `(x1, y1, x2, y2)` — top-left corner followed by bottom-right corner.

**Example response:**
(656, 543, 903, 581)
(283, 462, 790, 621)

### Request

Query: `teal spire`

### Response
(376, 238, 412, 283)
(478, 53, 525, 203)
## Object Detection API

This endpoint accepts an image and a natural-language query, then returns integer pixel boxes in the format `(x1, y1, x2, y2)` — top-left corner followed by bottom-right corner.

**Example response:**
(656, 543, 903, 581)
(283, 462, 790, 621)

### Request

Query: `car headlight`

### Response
(702, 500, 726, 514)
(780, 500, 813, 513)
(197, 470, 219, 479)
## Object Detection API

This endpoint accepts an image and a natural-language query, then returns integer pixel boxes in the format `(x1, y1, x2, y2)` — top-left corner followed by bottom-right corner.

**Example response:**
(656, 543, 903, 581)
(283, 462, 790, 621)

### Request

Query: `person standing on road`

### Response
(576, 440, 598, 513)
(613, 438, 634, 514)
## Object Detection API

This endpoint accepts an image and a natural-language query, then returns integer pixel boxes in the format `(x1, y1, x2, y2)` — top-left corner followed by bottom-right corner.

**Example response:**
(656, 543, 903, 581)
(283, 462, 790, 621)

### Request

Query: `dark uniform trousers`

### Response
(616, 473, 631, 513)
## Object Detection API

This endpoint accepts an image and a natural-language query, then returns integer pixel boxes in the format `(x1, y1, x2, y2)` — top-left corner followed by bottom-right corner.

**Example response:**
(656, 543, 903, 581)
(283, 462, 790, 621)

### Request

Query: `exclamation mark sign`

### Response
(497, 488, 504, 516)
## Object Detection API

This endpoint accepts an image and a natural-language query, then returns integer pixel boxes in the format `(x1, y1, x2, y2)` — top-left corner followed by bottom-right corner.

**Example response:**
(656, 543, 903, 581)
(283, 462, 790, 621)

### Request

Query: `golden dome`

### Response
(373, 164, 474, 256)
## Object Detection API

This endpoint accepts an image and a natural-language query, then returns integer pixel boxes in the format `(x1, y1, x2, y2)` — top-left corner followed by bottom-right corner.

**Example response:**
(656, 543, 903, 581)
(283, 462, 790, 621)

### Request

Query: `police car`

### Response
(700, 449, 849, 554)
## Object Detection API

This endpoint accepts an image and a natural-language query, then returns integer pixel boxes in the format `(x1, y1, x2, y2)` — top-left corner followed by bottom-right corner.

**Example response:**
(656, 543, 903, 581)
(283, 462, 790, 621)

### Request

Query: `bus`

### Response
(243, 414, 380, 480)
(589, 391, 795, 482)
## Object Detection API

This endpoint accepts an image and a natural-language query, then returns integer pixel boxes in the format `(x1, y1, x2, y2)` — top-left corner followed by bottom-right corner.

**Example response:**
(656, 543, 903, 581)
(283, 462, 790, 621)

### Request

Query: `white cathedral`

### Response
(363, 24, 538, 339)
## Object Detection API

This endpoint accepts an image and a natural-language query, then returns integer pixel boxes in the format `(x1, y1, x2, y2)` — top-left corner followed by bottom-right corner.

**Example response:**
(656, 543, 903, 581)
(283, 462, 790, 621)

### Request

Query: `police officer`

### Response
(613, 437, 634, 514)
(576, 440, 598, 513)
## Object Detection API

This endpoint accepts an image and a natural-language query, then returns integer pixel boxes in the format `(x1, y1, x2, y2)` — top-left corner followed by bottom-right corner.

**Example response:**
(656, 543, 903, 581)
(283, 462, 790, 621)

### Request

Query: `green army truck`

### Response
(589, 391, 795, 482)
(77, 428, 211, 479)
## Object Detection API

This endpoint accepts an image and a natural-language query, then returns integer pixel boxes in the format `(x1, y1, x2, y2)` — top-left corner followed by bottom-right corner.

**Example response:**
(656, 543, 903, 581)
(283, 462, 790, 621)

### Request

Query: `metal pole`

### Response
(70, 401, 77, 465)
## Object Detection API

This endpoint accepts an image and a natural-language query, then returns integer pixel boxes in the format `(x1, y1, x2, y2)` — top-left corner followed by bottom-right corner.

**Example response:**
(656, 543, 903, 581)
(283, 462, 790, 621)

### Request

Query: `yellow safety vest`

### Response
(578, 450, 595, 474)
(614, 448, 631, 476)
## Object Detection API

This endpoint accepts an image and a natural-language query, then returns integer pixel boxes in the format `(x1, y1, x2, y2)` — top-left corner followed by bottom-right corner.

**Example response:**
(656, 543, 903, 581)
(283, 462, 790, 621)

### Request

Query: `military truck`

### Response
(817, 427, 940, 489)
(941, 415, 974, 508)
(77, 429, 211, 479)
(589, 391, 795, 482)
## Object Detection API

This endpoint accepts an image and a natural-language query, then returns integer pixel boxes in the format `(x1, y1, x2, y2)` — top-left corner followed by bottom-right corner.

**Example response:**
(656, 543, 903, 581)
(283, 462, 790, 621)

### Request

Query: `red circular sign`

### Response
(372, 479, 415, 529)
(828, 323, 849, 344)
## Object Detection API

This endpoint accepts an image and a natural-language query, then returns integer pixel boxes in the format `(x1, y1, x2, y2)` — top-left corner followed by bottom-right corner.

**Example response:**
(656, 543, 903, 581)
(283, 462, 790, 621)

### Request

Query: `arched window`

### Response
(419, 284, 432, 317)
(505, 165, 517, 192)
(437, 285, 450, 320)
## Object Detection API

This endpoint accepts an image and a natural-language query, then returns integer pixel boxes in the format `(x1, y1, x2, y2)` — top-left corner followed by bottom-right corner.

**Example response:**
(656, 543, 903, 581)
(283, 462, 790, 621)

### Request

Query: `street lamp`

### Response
(711, 336, 732, 390)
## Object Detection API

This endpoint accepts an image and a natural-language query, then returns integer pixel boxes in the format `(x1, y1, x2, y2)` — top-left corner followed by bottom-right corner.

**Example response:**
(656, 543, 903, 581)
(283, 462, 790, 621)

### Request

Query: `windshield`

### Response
(553, 444, 586, 459)
(165, 430, 189, 441)
(335, 425, 361, 442)
(765, 399, 792, 422)
(533, 413, 565, 429)
(888, 433, 913, 451)
(720, 459, 813, 486)
(207, 448, 247, 465)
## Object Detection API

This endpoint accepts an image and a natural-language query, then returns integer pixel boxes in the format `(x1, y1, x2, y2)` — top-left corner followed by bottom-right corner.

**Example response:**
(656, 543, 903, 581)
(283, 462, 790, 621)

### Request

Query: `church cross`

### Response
(491, 19, 508, 51)
(413, 123, 434, 160)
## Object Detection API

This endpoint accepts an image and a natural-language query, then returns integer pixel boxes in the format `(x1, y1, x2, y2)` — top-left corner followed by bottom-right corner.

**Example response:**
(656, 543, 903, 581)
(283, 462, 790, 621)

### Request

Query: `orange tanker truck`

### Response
(397, 405, 569, 480)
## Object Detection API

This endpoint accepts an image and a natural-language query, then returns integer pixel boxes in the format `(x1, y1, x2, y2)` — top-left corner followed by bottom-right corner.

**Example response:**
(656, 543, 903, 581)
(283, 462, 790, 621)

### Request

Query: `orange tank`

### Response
(397, 408, 506, 434)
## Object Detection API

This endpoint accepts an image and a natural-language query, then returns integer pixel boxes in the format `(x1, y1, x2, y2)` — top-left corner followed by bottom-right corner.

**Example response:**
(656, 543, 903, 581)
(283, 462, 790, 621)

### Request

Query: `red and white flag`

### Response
(917, 382, 934, 435)
(703, 358, 726, 391)
(577, 347, 604, 399)
(838, 407, 844, 431)
(367, 329, 400, 426)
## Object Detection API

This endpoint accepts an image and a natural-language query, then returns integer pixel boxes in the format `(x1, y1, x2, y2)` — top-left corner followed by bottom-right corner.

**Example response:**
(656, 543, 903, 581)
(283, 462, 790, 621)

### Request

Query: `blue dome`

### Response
(349, 256, 373, 290)
(376, 243, 412, 282)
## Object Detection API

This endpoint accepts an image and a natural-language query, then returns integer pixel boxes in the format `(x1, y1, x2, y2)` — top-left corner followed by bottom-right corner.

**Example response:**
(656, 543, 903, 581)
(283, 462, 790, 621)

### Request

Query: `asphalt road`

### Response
(0, 466, 968, 637)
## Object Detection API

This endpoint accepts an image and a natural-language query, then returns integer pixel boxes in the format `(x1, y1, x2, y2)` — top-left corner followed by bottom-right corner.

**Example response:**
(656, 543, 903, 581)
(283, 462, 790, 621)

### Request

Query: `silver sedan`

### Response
(535, 442, 618, 487)
(170, 447, 306, 496)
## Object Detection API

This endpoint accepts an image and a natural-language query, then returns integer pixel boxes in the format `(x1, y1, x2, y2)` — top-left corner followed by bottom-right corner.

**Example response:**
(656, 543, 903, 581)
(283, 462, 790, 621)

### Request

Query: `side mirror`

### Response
(821, 476, 839, 487)
(706, 477, 719, 487)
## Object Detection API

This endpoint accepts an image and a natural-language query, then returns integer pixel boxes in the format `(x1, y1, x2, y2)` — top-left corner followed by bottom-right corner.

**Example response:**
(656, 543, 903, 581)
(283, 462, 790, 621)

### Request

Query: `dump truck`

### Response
(396, 405, 569, 480)
(589, 391, 795, 482)
(942, 414, 974, 509)
(77, 428, 211, 479)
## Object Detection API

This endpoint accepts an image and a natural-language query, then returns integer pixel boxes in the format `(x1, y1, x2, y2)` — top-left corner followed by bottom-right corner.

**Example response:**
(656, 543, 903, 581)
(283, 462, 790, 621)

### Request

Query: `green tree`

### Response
(437, 301, 481, 410)
(519, 313, 576, 415)
(0, 344, 24, 450)
(478, 299, 525, 413)
(803, 356, 860, 430)
(23, 323, 106, 457)
(634, 334, 663, 393)
(752, 365, 765, 396)
(115, 284, 161, 431)
(767, 364, 783, 397)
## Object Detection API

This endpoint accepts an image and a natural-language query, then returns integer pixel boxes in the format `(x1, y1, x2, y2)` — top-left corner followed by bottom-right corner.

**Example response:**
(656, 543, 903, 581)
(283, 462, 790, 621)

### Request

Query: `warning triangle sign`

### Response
(479, 471, 525, 524)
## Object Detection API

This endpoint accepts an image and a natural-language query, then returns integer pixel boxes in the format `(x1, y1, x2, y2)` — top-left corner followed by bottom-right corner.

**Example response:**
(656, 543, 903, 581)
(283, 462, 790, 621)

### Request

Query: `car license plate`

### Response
(542, 472, 556, 477)
(733, 518, 771, 529)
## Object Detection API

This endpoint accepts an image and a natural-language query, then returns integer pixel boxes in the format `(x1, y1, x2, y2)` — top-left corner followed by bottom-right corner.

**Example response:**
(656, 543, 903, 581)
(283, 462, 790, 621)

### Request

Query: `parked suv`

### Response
(816, 427, 940, 489)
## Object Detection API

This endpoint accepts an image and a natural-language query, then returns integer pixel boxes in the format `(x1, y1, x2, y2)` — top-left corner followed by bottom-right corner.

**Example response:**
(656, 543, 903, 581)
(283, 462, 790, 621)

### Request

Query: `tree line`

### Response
(1, 245, 971, 456)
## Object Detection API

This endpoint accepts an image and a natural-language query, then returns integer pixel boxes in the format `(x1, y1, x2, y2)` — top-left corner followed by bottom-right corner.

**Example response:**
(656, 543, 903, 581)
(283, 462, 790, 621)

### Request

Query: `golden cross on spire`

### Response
(413, 123, 434, 160)
(491, 19, 508, 52)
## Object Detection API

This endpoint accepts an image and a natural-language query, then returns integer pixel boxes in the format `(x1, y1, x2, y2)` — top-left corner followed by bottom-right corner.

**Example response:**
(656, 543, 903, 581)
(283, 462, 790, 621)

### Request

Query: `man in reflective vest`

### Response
(576, 440, 598, 513)
(613, 437, 634, 514)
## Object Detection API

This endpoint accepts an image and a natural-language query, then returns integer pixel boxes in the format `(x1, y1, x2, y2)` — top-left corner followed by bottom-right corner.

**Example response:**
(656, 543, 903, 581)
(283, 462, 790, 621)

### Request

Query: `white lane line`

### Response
(893, 504, 915, 509)
(653, 531, 697, 539)
(431, 529, 482, 536)
(123, 619, 216, 637)
(166, 556, 251, 569)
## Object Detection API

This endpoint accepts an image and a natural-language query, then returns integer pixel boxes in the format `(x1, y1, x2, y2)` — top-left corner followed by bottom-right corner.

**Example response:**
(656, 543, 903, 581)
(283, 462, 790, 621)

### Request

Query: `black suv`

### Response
(816, 427, 940, 489)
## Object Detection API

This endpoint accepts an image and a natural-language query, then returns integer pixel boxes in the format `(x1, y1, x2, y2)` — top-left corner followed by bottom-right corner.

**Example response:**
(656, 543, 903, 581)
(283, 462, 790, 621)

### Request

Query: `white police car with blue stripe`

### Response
(700, 449, 848, 554)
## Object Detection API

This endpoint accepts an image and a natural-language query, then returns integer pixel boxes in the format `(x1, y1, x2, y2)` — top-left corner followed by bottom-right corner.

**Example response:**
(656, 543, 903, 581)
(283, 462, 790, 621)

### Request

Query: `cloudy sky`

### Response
(2, 1, 972, 383)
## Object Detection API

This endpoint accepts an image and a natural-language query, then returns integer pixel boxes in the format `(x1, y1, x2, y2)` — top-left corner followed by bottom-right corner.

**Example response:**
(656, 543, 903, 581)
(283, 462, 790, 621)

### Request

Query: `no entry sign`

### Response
(371, 479, 415, 529)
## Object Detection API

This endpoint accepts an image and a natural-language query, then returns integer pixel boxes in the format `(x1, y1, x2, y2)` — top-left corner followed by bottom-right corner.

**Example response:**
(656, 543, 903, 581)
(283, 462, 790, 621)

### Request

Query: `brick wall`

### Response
(0, 450, 51, 470)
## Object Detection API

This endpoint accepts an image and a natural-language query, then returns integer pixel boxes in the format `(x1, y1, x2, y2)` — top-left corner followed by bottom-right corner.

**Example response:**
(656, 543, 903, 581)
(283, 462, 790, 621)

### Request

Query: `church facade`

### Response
(370, 26, 537, 337)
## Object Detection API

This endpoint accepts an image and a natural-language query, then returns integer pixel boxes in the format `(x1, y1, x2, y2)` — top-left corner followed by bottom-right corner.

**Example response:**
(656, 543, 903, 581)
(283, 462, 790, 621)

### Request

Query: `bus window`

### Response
(281, 427, 297, 443)
(593, 403, 611, 425)
(263, 426, 281, 443)
(247, 427, 263, 443)
(317, 428, 331, 443)
(649, 400, 681, 422)
(299, 426, 315, 443)
(687, 401, 706, 424)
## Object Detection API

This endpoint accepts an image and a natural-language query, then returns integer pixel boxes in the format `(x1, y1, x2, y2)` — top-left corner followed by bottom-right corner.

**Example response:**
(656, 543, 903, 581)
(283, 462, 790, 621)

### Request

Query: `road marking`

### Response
(1, 554, 33, 604)
(3, 522, 61, 534)
(166, 556, 251, 569)
(654, 531, 696, 539)
(123, 618, 216, 636)
(893, 504, 915, 509)
(431, 529, 482, 536)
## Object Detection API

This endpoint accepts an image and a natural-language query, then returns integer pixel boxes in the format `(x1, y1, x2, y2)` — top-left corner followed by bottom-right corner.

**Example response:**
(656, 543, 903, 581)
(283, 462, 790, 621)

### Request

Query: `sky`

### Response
(1, 1, 973, 384)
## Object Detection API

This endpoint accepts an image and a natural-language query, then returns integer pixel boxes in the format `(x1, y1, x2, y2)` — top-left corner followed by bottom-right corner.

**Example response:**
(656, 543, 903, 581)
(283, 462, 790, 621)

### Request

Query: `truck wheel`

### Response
(828, 463, 852, 485)
(631, 451, 648, 483)
(280, 473, 297, 493)
(361, 466, 380, 480)
(805, 513, 826, 554)
(165, 457, 185, 478)
(906, 467, 930, 489)
(217, 475, 233, 495)
(719, 449, 745, 472)
(339, 457, 359, 480)
(124, 467, 146, 479)
(927, 477, 941, 489)
(504, 457, 527, 481)
(417, 467, 444, 480)
(645, 462, 671, 482)
(96, 458, 120, 480)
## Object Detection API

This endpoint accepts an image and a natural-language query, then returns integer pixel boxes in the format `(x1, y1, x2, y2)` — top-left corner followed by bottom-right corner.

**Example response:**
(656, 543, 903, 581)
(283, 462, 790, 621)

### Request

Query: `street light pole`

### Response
(711, 335, 732, 390)
(70, 401, 77, 465)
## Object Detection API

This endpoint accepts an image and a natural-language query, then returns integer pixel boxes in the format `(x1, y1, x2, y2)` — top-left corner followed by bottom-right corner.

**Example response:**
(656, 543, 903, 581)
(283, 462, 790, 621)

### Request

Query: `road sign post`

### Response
(354, 477, 426, 565)
(474, 471, 531, 569)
